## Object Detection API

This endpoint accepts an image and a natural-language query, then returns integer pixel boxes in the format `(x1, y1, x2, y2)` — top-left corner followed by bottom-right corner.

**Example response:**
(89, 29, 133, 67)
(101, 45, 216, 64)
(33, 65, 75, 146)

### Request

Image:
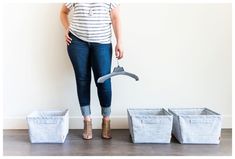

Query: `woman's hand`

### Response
(65, 28, 72, 45)
(115, 42, 124, 59)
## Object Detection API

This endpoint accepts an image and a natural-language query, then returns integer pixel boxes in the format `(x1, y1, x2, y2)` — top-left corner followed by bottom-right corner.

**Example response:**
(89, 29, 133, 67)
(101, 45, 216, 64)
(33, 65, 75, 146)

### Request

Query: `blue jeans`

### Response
(67, 32, 112, 117)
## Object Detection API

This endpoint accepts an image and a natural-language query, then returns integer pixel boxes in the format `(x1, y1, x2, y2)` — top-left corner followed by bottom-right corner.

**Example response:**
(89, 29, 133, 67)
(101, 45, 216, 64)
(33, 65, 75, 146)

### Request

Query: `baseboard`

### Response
(3, 115, 232, 129)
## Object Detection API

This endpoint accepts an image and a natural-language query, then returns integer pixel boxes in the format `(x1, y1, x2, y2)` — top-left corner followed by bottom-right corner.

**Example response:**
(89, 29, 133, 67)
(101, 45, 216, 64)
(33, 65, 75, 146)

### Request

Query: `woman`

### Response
(60, 2, 123, 140)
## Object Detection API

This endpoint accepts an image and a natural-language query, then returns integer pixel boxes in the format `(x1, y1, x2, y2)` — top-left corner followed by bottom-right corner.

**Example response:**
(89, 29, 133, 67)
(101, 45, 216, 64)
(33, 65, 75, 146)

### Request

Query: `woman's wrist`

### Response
(64, 26, 69, 32)
(116, 39, 123, 45)
(64, 27, 70, 35)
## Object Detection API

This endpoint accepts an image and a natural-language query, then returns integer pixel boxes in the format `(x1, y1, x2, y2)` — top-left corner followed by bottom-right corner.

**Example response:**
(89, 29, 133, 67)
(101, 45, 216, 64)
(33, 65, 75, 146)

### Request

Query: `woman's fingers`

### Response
(66, 38, 72, 44)
(116, 51, 121, 59)
(64, 28, 72, 45)
(115, 50, 120, 59)
(66, 34, 72, 41)
(115, 43, 124, 59)
(116, 50, 123, 59)
(66, 34, 72, 45)
(66, 39, 71, 45)
(116, 46, 124, 59)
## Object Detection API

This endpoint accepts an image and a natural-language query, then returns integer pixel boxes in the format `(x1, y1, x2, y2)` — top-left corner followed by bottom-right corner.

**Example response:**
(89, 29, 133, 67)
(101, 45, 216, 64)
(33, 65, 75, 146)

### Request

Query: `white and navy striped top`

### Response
(65, 3, 119, 44)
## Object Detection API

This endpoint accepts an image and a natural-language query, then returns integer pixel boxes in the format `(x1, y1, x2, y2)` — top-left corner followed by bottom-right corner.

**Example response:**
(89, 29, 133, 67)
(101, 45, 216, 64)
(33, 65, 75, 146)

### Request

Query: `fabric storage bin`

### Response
(127, 108, 173, 143)
(168, 108, 221, 144)
(26, 109, 69, 143)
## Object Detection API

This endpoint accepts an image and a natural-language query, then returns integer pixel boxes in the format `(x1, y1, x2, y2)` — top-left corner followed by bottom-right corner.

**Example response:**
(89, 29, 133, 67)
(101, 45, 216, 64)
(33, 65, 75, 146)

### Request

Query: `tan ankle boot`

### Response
(82, 119, 92, 140)
(101, 119, 112, 139)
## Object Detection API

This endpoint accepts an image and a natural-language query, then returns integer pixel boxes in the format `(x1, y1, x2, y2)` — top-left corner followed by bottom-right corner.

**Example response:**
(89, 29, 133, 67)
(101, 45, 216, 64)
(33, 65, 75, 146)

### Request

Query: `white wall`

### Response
(3, 3, 232, 129)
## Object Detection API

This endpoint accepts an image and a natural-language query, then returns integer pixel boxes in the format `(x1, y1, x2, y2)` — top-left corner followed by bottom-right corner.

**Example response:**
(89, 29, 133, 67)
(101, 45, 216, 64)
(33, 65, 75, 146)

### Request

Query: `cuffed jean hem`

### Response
(80, 105, 91, 117)
(101, 107, 111, 117)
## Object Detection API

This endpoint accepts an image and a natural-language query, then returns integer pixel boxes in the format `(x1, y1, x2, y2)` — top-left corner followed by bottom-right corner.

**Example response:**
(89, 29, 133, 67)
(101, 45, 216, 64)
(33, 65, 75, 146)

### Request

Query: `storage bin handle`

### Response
(33, 118, 62, 124)
(141, 118, 161, 124)
(189, 118, 214, 124)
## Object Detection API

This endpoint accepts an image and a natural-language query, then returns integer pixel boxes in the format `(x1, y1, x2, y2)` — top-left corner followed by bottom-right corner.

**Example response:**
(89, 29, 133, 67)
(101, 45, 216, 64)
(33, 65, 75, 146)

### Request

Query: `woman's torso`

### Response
(69, 3, 113, 44)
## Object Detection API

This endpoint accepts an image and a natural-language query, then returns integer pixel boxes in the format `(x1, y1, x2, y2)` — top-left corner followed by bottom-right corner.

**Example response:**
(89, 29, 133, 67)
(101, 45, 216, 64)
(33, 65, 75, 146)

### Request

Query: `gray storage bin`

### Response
(168, 108, 221, 144)
(127, 108, 173, 143)
(26, 109, 69, 143)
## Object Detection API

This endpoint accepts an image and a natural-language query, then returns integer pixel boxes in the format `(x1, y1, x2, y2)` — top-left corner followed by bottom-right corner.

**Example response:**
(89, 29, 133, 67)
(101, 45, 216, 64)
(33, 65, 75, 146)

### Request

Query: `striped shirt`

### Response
(65, 2, 119, 44)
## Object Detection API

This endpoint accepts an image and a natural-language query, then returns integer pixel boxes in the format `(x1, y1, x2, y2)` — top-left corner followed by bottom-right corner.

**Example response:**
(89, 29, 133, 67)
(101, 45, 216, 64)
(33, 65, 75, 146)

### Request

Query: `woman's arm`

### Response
(111, 6, 124, 59)
(60, 4, 72, 45)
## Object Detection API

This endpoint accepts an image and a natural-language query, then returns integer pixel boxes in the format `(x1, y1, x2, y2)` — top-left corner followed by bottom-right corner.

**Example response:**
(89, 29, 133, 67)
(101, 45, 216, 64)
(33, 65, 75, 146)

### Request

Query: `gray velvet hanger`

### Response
(97, 59, 139, 83)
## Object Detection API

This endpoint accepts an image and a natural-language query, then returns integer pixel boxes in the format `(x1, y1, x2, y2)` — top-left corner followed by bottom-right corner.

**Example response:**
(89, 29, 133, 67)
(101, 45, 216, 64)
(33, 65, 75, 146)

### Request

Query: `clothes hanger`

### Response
(97, 58, 139, 83)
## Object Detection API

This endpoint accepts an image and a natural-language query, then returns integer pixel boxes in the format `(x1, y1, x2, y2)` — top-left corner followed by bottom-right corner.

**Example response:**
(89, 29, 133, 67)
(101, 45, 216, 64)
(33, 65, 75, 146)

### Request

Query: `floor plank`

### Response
(3, 129, 232, 156)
